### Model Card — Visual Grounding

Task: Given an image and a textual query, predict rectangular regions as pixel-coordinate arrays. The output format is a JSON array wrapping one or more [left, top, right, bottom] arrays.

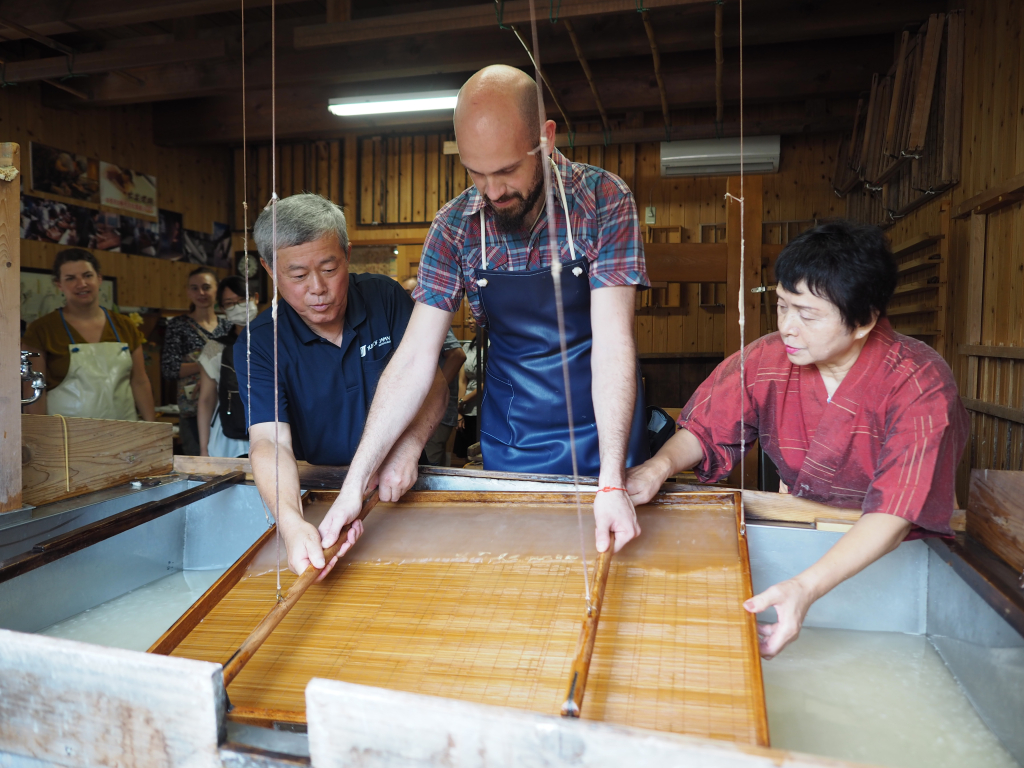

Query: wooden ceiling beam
[[294, 0, 708, 49], [150, 35, 872, 144], [0, 0, 306, 37], [2, 38, 226, 83]]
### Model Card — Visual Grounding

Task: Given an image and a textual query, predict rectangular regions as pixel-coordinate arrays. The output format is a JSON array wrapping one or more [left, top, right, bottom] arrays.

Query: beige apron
[[47, 308, 138, 421]]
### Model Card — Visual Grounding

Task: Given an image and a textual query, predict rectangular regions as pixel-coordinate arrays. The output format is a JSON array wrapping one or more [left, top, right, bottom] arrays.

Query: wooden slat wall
[[8, 84, 232, 311], [871, 0, 1024, 501]]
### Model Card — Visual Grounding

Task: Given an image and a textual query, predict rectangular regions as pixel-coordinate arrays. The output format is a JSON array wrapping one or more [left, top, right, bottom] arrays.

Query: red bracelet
[[595, 486, 628, 494]]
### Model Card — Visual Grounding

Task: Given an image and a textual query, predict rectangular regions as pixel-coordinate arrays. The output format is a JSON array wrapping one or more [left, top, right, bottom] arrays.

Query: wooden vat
[[152, 490, 768, 746]]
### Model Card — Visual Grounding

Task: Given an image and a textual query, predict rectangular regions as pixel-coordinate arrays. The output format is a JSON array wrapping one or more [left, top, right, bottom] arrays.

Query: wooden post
[[0, 143, 21, 514], [326, 0, 350, 24]]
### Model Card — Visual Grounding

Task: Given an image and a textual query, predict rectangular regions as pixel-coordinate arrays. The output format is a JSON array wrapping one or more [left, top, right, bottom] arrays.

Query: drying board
[[153, 490, 768, 746]]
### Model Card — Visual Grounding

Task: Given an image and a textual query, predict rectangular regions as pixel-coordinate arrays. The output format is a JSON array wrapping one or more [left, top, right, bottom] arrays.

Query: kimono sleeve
[[862, 362, 969, 534], [677, 344, 764, 482]]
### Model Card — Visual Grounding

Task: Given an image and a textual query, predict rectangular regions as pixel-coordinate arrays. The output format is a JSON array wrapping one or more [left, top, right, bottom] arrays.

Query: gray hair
[[253, 193, 348, 264]]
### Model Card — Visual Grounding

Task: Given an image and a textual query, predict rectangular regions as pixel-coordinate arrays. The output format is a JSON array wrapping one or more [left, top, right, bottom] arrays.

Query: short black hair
[[217, 275, 247, 306], [52, 248, 100, 281], [774, 220, 897, 330]]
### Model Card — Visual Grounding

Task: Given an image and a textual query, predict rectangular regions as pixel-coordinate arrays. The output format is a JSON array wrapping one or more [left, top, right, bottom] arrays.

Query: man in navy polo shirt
[[237, 193, 447, 578]]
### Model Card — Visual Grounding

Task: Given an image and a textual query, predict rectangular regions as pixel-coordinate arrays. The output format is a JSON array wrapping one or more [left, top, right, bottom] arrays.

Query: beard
[[485, 159, 545, 233]]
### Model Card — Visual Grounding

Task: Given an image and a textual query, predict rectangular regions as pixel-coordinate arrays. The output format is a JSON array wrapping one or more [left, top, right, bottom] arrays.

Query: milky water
[[764, 627, 1019, 768], [38, 569, 226, 652]]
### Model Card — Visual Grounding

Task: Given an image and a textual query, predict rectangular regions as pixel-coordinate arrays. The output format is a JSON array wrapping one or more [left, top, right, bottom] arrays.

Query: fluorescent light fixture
[[328, 90, 459, 117]]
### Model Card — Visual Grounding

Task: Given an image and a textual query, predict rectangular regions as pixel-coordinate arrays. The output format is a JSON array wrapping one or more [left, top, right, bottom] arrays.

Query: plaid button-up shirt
[[412, 149, 649, 326]]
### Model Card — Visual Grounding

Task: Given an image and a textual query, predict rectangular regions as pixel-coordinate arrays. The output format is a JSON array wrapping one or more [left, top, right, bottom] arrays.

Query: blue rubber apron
[[475, 161, 649, 475]]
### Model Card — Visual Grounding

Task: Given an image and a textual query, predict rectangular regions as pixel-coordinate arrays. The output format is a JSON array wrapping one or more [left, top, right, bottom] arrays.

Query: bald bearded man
[[319, 65, 650, 571]]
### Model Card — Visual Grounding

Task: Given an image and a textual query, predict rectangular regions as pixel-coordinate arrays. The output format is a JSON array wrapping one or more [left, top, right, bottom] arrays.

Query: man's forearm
[[591, 343, 634, 484], [346, 345, 438, 487], [250, 437, 304, 528], [390, 368, 449, 460]]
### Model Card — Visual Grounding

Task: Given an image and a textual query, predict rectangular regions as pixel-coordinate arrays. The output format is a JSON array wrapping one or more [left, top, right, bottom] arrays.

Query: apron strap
[[101, 307, 123, 343], [551, 157, 576, 262], [58, 309, 76, 345], [478, 155, 577, 271]]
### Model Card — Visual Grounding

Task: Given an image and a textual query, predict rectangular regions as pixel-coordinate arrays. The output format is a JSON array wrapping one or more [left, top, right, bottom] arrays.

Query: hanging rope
[[270, 0, 283, 599], [241, 0, 254, 465], [527, 0, 591, 613]]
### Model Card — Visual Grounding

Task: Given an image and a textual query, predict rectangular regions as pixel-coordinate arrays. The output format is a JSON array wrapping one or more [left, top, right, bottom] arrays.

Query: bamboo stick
[[560, 532, 614, 717], [562, 19, 610, 135], [640, 11, 670, 132], [221, 490, 380, 687]]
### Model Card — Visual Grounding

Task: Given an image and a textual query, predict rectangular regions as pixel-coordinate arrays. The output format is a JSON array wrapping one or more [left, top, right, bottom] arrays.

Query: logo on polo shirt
[[360, 335, 392, 357]]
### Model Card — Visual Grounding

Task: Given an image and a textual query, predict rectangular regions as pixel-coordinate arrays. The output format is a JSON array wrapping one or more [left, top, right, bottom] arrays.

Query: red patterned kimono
[[679, 319, 969, 534]]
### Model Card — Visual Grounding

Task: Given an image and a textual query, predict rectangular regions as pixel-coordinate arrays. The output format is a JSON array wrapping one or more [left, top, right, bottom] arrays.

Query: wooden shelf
[[893, 324, 939, 336], [959, 345, 1024, 360], [893, 278, 940, 296], [890, 232, 943, 257], [953, 170, 1024, 218], [887, 302, 938, 317], [897, 253, 943, 274]]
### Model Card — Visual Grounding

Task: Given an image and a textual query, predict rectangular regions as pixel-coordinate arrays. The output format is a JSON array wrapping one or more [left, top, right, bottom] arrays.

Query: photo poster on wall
[[120, 216, 161, 258], [20, 194, 121, 252], [158, 209, 184, 260], [20, 267, 117, 328], [29, 142, 100, 203], [179, 222, 233, 268], [99, 161, 157, 218]]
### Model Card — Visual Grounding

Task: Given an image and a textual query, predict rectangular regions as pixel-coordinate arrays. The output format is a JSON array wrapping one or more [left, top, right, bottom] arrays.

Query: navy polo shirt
[[234, 273, 414, 465]]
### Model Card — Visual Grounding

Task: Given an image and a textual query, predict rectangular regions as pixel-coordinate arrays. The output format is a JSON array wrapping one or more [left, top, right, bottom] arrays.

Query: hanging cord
[[55, 414, 70, 492], [271, 0, 283, 599], [241, 0, 255, 476], [527, 0, 591, 613], [737, 0, 746, 536]]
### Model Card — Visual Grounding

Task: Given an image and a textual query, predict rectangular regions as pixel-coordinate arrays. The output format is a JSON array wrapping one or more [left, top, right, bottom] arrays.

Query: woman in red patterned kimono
[[627, 220, 968, 659]]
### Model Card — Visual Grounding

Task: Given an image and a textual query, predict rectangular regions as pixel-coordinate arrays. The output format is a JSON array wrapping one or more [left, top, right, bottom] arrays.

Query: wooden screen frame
[[149, 489, 767, 744]]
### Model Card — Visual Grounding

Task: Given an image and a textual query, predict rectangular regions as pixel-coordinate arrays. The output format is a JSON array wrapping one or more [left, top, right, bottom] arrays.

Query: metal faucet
[[21, 351, 46, 405]]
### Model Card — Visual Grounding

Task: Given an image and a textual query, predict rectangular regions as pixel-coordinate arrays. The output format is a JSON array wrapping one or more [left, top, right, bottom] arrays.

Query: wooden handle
[[221, 490, 379, 687], [741, 489, 966, 532], [560, 532, 614, 717]]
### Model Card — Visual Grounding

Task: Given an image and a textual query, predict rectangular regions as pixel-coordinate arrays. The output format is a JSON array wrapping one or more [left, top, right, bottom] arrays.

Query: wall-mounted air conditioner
[[660, 135, 781, 177]]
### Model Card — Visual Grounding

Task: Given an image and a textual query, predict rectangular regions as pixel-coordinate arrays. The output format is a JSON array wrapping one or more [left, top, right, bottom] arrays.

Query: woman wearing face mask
[[22, 249, 156, 421], [161, 267, 232, 455], [197, 277, 259, 457]]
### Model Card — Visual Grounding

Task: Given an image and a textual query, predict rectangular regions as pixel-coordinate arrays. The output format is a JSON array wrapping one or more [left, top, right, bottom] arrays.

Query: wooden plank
[[893, 278, 940, 296], [0, 143, 20, 514], [329, 139, 342, 204], [307, 677, 863, 768], [295, 0, 704, 49], [725, 174, 762, 356], [890, 232, 942, 257], [941, 10, 964, 184], [965, 212, 987, 399], [962, 398, 1024, 426], [953, 170, 1024, 218], [0, 629, 224, 768], [0, 472, 244, 584], [22, 415, 173, 507], [960, 345, 1024, 360], [644, 242, 728, 283], [881, 32, 911, 161], [907, 14, 945, 152], [896, 253, 943, 275], [743, 489, 965, 532], [967, 469, 1024, 574], [3, 39, 226, 83], [886, 302, 938, 317]]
